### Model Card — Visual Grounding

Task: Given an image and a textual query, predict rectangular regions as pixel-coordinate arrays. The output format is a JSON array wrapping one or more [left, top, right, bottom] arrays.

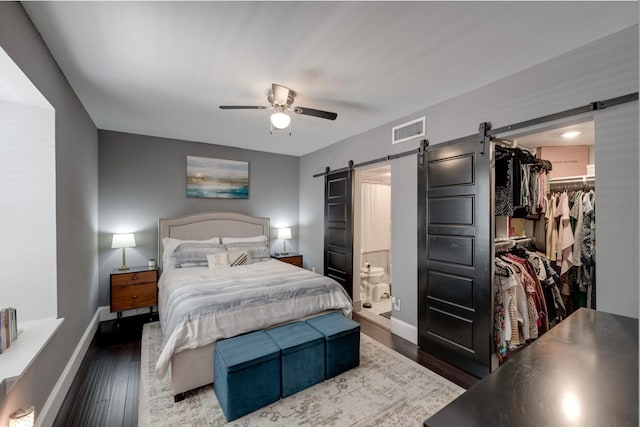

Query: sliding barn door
[[324, 170, 353, 298], [418, 135, 491, 377]]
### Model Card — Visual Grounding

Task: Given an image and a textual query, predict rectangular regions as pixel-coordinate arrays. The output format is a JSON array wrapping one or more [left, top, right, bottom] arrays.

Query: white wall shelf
[[0, 317, 64, 395]]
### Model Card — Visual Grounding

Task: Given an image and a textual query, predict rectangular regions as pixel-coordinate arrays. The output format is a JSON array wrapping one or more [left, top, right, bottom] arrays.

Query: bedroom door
[[324, 169, 354, 298], [417, 135, 492, 378]]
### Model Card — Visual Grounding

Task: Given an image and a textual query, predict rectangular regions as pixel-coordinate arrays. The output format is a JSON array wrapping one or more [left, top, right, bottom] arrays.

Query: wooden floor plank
[[123, 360, 140, 427]]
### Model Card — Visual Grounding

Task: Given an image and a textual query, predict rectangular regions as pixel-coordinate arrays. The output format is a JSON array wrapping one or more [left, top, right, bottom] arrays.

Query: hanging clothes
[[543, 185, 596, 315], [570, 190, 584, 266], [495, 147, 515, 216], [494, 145, 552, 217], [581, 190, 596, 308], [546, 193, 558, 261], [493, 247, 563, 362], [556, 191, 574, 274]]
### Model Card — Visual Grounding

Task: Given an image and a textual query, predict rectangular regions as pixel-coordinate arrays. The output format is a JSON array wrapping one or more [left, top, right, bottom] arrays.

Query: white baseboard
[[390, 317, 418, 344], [36, 306, 105, 427]]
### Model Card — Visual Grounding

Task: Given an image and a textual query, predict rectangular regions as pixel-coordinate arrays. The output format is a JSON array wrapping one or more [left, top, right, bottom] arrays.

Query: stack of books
[[0, 307, 18, 354]]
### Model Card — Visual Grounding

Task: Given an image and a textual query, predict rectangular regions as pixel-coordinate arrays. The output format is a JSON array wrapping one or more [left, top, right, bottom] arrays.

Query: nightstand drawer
[[111, 270, 156, 286], [111, 282, 156, 312], [277, 255, 302, 268]]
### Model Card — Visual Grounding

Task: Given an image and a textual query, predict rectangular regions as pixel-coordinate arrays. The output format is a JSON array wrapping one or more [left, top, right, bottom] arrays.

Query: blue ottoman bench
[[266, 321, 325, 397], [214, 330, 281, 421], [306, 313, 360, 379]]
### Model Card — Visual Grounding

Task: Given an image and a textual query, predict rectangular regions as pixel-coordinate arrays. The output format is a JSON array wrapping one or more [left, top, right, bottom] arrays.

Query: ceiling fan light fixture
[[270, 110, 291, 130]]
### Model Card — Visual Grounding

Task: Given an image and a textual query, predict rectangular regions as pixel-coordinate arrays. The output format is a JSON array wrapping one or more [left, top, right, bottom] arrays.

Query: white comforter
[[156, 259, 352, 378]]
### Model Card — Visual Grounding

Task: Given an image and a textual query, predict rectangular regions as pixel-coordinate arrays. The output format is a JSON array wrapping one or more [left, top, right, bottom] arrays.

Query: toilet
[[360, 266, 390, 302]]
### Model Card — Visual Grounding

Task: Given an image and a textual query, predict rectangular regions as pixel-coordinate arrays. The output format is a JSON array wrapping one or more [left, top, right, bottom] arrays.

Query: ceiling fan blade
[[219, 105, 267, 110], [293, 107, 337, 120]]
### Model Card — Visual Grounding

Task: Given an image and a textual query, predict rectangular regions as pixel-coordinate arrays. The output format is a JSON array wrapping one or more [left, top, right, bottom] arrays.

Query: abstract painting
[[186, 156, 249, 199]]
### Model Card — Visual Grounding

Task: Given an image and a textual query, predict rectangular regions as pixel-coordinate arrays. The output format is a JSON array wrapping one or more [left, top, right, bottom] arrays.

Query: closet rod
[[549, 182, 595, 192], [549, 175, 595, 184], [486, 92, 638, 137], [312, 147, 419, 178], [495, 237, 535, 253]]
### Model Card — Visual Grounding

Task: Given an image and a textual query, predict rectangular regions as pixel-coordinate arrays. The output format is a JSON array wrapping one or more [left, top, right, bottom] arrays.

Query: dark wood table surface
[[424, 308, 638, 427]]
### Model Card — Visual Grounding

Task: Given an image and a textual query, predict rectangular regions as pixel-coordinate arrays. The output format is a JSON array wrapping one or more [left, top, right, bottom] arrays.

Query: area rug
[[139, 322, 464, 426]]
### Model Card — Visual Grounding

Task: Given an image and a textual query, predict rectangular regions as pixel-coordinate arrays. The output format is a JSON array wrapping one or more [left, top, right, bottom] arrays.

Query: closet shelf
[[495, 237, 535, 252]]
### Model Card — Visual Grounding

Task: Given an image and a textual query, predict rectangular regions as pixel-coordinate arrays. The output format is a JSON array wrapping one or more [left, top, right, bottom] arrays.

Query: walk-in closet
[[417, 92, 635, 378], [493, 120, 596, 364]]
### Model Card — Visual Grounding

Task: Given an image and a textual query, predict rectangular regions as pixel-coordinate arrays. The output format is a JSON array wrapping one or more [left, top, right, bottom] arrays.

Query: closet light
[[561, 131, 581, 139]]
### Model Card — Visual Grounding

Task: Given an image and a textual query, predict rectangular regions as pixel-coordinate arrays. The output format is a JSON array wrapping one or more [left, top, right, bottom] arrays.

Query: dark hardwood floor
[[53, 314, 156, 427], [53, 312, 478, 426]]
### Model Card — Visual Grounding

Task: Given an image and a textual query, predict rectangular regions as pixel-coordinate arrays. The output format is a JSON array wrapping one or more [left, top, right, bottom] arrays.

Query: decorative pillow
[[224, 241, 270, 261], [162, 237, 220, 270], [228, 250, 251, 266], [221, 235, 268, 244], [174, 242, 226, 268], [207, 252, 229, 270]]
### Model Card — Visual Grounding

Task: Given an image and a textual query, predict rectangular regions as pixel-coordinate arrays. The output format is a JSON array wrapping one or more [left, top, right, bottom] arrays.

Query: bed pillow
[[207, 252, 229, 270], [221, 235, 268, 244], [224, 241, 270, 262], [174, 242, 227, 268], [228, 250, 251, 266], [162, 237, 220, 270]]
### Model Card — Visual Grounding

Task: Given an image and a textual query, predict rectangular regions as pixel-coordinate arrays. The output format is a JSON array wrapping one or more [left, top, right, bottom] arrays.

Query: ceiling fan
[[219, 83, 338, 135]]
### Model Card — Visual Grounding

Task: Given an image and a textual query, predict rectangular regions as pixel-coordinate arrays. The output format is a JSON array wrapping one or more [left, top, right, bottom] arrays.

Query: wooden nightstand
[[272, 253, 303, 268], [110, 266, 158, 318]]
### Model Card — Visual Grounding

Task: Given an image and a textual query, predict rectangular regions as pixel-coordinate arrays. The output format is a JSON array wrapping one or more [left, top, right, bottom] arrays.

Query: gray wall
[[0, 2, 99, 423], [98, 130, 300, 306], [299, 25, 639, 333], [594, 101, 639, 317]]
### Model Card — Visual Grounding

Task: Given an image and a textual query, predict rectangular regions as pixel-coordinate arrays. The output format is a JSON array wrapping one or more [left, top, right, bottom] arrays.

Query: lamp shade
[[111, 233, 136, 249], [270, 112, 291, 129], [9, 406, 35, 427], [277, 227, 292, 240]]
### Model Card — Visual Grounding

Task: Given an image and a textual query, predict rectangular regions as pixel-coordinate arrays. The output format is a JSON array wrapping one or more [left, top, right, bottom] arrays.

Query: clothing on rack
[[493, 247, 564, 362], [544, 187, 596, 314], [555, 191, 574, 275], [494, 145, 551, 217]]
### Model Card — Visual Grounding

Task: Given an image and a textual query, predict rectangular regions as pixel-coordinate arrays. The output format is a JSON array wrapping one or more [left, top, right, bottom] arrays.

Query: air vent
[[392, 116, 425, 144]]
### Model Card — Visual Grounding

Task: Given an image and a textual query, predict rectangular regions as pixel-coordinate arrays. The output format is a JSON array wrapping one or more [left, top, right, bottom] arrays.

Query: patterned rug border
[[139, 321, 464, 426]]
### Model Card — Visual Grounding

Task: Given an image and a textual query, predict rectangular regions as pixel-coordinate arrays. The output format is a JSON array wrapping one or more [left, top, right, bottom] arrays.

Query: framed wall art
[[186, 156, 249, 199]]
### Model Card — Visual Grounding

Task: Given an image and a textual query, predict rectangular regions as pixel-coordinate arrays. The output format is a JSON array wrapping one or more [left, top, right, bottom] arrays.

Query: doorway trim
[[352, 163, 393, 326]]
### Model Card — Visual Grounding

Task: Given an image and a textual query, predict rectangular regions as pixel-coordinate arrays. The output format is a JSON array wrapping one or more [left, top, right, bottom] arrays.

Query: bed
[[157, 211, 352, 400]]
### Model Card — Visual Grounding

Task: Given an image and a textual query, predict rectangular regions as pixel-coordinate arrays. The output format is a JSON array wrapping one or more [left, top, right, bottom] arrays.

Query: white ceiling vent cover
[[392, 116, 425, 144]]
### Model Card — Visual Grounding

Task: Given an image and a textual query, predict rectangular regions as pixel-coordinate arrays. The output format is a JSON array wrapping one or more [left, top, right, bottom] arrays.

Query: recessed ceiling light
[[562, 131, 581, 139]]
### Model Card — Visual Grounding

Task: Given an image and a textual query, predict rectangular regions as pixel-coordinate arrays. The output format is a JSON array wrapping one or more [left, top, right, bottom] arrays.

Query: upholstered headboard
[[158, 211, 270, 270]]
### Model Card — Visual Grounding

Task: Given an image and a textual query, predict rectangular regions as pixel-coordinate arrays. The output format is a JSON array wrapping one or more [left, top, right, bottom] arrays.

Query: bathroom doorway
[[353, 164, 392, 329]]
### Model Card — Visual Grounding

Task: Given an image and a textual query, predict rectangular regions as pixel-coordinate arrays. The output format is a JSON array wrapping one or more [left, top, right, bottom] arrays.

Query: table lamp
[[112, 233, 136, 270], [277, 227, 292, 255]]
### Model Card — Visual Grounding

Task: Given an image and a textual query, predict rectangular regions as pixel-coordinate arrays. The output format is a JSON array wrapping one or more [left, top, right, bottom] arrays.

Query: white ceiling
[[22, 2, 638, 156]]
